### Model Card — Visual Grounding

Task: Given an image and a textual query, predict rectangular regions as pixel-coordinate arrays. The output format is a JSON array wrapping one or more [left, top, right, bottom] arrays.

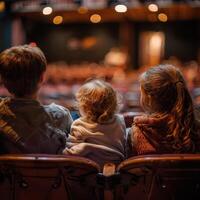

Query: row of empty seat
[[0, 154, 200, 200]]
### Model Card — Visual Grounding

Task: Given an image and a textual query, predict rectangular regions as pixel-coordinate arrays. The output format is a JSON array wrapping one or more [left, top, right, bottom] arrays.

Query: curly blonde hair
[[140, 64, 197, 152], [76, 79, 117, 123]]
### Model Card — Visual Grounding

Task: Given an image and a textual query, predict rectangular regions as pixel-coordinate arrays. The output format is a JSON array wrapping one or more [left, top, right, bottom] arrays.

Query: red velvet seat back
[[116, 154, 200, 200], [0, 154, 100, 200]]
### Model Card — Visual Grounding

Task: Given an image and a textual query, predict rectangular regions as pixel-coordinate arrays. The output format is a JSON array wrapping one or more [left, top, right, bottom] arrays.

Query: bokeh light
[[42, 6, 53, 15], [78, 7, 88, 14], [115, 4, 127, 13], [53, 16, 63, 25], [158, 13, 168, 22], [148, 4, 158, 12], [90, 14, 101, 23]]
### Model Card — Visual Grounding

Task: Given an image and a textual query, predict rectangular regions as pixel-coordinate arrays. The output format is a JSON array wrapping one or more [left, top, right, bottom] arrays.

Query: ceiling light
[[53, 16, 63, 25], [148, 3, 158, 12], [42, 6, 53, 15], [90, 14, 101, 23], [158, 13, 168, 22], [78, 6, 88, 14], [115, 4, 127, 13]]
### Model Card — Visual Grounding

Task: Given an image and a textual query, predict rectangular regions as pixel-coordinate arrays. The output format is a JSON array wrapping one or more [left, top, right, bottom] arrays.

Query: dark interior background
[[24, 20, 120, 64], [23, 19, 200, 66], [133, 20, 200, 67]]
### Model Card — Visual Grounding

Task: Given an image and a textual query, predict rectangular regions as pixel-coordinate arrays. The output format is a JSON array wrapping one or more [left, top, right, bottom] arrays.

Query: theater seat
[[122, 112, 144, 128], [116, 154, 200, 200], [1, 154, 200, 200], [0, 154, 101, 200]]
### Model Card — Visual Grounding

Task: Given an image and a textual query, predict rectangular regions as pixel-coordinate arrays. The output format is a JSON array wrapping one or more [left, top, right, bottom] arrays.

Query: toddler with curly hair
[[63, 79, 126, 167]]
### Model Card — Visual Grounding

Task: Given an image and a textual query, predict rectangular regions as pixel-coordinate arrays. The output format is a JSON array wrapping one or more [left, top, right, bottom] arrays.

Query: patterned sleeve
[[44, 103, 73, 135]]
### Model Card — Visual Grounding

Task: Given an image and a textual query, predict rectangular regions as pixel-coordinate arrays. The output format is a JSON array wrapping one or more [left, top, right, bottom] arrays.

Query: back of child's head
[[139, 64, 197, 152], [0, 45, 47, 97], [76, 79, 117, 123], [139, 64, 193, 115]]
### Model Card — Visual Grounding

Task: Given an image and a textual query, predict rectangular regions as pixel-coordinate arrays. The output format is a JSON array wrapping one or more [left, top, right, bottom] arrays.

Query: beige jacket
[[63, 114, 126, 167]]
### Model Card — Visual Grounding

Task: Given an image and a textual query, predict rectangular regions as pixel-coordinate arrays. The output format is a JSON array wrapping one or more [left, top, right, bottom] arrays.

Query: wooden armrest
[[102, 163, 116, 200], [103, 163, 116, 177]]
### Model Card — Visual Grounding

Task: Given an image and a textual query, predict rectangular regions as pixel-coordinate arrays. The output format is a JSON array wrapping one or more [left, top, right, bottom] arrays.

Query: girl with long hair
[[129, 64, 200, 155]]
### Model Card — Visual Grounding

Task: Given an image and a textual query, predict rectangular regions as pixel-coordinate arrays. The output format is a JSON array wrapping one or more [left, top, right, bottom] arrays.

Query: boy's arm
[[60, 107, 73, 133], [44, 103, 73, 135]]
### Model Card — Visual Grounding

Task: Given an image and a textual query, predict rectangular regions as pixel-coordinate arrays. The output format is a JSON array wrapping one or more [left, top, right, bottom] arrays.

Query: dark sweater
[[0, 97, 73, 154]]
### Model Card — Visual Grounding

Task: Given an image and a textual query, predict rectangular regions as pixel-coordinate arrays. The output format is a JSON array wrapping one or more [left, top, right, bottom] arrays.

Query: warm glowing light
[[158, 13, 168, 22], [53, 16, 63, 25], [78, 6, 88, 14], [115, 4, 127, 13], [90, 14, 101, 23], [0, 1, 5, 12], [82, 37, 97, 49], [150, 34, 163, 56], [42, 6, 53, 15], [148, 4, 158, 12], [29, 42, 37, 47]]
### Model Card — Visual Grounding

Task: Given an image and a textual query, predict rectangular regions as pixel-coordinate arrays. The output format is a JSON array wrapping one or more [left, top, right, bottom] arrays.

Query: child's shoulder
[[71, 117, 88, 125], [43, 103, 70, 114], [43, 103, 71, 122], [115, 114, 125, 123]]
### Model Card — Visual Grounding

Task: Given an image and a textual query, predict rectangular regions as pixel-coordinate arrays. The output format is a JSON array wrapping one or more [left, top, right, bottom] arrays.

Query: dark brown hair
[[140, 64, 196, 152], [76, 79, 117, 123], [0, 45, 47, 97]]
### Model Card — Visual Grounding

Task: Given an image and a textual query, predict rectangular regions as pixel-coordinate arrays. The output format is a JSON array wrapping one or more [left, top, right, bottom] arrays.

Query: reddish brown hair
[[0, 45, 46, 97], [139, 64, 196, 152]]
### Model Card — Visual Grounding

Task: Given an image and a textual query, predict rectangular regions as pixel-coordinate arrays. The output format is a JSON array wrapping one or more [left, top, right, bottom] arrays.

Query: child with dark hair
[[129, 64, 200, 155], [63, 79, 126, 167], [0, 45, 73, 154]]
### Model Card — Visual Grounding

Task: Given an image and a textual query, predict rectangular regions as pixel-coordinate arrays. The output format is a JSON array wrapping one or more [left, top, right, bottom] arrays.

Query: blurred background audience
[[0, 0, 199, 116]]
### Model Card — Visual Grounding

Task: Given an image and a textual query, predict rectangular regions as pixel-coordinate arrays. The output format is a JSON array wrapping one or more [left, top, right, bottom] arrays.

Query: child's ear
[[39, 72, 45, 85]]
